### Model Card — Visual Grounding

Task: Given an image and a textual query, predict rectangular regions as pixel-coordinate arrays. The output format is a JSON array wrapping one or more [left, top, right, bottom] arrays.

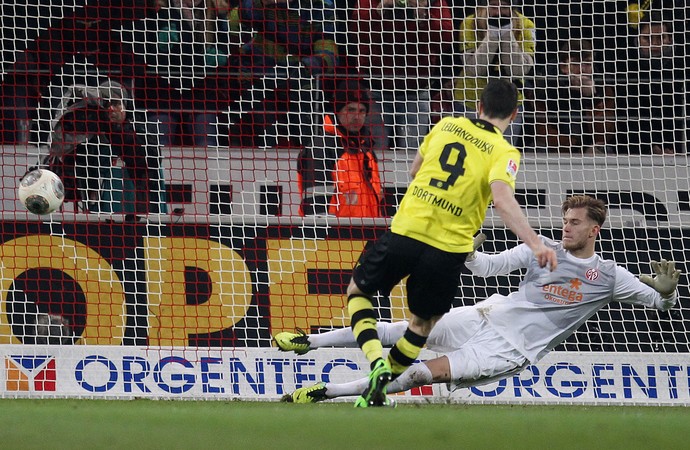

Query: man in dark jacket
[[616, 14, 686, 154], [297, 79, 383, 217]]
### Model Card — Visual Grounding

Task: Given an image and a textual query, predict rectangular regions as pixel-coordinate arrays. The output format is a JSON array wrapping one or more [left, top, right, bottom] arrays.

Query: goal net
[[0, 0, 688, 403]]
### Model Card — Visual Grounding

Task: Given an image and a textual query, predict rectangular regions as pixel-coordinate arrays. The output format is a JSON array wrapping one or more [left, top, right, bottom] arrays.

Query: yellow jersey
[[391, 116, 521, 253]]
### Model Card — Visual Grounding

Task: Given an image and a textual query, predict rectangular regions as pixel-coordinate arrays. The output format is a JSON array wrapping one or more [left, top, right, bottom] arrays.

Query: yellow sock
[[387, 328, 427, 379], [348, 295, 382, 363]]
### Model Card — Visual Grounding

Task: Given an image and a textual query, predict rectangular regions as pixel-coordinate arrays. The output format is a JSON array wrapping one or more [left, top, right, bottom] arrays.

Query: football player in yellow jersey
[[345, 78, 558, 407]]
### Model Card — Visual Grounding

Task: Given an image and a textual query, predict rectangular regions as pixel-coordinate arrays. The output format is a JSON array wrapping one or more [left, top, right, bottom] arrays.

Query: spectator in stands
[[533, 39, 616, 155], [223, 0, 339, 148], [453, 0, 535, 146], [297, 79, 383, 217], [47, 81, 164, 219], [615, 12, 686, 154], [140, 0, 229, 147], [351, 0, 454, 151]]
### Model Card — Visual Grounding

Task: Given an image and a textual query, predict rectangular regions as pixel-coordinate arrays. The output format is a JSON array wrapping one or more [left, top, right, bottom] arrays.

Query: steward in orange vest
[[297, 80, 383, 217]]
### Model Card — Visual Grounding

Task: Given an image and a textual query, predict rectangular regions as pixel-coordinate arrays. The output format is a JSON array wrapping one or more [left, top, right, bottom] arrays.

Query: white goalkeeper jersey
[[465, 236, 672, 363]]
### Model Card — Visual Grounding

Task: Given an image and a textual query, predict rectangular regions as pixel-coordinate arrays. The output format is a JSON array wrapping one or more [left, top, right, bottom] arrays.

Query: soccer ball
[[18, 168, 65, 215]]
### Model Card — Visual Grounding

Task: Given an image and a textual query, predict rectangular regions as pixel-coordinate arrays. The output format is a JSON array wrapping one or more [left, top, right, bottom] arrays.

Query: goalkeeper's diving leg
[[280, 357, 441, 403], [273, 321, 409, 354], [276, 321, 435, 404]]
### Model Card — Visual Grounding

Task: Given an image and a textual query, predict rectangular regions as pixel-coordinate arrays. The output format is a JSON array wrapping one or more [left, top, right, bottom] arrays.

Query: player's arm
[[409, 150, 423, 178], [491, 180, 557, 270], [466, 234, 535, 277], [613, 260, 681, 311]]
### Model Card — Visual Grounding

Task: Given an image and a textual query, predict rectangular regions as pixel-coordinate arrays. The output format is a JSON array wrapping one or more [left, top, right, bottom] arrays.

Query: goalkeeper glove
[[465, 233, 487, 262], [639, 259, 681, 299]]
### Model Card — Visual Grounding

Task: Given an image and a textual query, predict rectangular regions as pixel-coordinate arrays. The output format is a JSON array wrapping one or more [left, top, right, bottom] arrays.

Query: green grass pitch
[[1, 399, 689, 449]]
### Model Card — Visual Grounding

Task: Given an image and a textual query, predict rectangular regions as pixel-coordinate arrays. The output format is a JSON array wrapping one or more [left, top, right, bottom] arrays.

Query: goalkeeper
[[276, 195, 682, 403]]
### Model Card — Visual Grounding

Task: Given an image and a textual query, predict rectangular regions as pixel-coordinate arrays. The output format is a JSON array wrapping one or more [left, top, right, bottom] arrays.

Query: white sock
[[377, 321, 408, 346], [386, 363, 433, 394], [323, 362, 433, 399], [324, 377, 370, 399], [308, 321, 409, 349], [308, 327, 357, 348]]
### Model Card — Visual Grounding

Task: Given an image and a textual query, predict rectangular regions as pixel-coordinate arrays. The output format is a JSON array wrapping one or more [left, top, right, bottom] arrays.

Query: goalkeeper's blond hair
[[561, 195, 607, 226]]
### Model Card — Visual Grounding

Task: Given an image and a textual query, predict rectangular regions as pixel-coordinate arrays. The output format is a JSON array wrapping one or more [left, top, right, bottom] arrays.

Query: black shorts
[[352, 231, 468, 320]]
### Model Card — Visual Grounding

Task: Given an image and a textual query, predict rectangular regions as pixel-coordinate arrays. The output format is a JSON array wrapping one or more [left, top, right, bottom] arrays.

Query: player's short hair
[[561, 195, 607, 226], [479, 79, 518, 120]]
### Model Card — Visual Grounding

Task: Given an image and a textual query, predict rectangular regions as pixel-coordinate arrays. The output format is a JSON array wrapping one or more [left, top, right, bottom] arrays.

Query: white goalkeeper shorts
[[426, 306, 528, 389]]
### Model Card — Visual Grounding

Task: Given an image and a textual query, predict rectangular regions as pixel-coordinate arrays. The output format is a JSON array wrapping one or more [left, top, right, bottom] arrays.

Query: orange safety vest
[[298, 115, 383, 217]]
